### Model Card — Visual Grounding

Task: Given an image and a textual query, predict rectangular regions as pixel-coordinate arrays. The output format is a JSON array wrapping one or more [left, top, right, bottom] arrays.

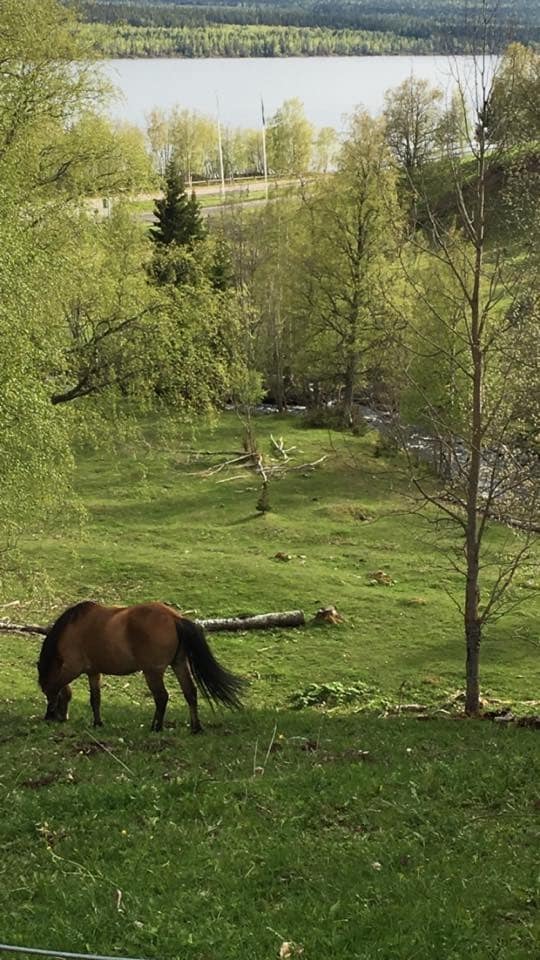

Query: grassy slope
[[416, 144, 540, 243], [1, 413, 539, 959]]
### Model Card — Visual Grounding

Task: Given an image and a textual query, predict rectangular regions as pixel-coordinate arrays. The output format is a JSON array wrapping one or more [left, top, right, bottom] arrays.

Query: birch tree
[[292, 111, 404, 423], [397, 24, 539, 714]]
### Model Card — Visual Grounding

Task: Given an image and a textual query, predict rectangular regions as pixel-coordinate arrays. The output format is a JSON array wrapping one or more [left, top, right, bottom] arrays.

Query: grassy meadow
[[1, 412, 538, 959]]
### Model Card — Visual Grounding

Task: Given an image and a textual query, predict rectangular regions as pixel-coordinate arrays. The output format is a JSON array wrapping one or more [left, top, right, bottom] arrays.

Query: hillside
[[6, 413, 539, 708], [1, 412, 539, 959]]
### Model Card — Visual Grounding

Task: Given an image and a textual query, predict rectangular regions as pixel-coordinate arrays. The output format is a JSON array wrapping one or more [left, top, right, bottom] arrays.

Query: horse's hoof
[[191, 725, 204, 735], [93, 721, 103, 727]]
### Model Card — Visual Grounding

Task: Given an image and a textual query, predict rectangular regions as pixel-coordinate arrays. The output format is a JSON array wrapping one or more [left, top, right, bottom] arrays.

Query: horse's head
[[37, 656, 66, 720], [37, 653, 59, 694], [36, 602, 91, 723], [43, 683, 71, 722]]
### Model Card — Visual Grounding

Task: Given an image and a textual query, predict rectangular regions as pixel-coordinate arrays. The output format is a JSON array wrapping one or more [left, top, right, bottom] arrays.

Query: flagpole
[[261, 97, 269, 200], [215, 93, 225, 200]]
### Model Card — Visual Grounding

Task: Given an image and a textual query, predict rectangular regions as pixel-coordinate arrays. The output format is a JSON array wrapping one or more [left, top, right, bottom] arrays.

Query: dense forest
[[70, 0, 540, 56]]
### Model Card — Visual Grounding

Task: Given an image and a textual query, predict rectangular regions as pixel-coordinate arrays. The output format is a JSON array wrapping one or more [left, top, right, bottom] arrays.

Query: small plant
[[289, 681, 381, 709], [373, 431, 400, 458], [301, 406, 343, 430]]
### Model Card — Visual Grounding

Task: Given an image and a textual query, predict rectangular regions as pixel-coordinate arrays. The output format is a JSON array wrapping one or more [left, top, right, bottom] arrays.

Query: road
[[140, 195, 272, 222]]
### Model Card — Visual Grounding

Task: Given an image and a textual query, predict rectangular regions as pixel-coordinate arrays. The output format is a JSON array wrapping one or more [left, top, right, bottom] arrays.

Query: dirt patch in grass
[[21, 772, 62, 789]]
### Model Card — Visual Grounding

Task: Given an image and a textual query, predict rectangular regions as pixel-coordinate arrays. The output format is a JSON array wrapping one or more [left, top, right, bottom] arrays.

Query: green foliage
[[57, 113, 158, 196], [489, 43, 540, 146], [267, 98, 314, 177], [290, 680, 382, 708], [0, 0, 105, 565], [383, 76, 443, 170], [287, 112, 405, 419], [0, 204, 78, 559], [399, 244, 472, 436], [51, 206, 167, 406], [0, 0, 260, 570], [0, 0, 107, 199]]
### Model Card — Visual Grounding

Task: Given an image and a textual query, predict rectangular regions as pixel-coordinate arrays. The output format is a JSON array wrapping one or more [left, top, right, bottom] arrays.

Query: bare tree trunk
[[465, 614, 481, 715], [463, 66, 487, 716], [342, 325, 358, 426], [342, 358, 356, 425], [272, 333, 286, 412], [464, 335, 483, 714]]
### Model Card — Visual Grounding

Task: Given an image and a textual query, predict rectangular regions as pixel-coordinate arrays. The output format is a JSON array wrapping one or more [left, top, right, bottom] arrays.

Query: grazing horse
[[37, 601, 245, 732]]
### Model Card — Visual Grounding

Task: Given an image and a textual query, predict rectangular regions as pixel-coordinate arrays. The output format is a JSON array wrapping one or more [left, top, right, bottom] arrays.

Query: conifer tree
[[151, 159, 205, 247]]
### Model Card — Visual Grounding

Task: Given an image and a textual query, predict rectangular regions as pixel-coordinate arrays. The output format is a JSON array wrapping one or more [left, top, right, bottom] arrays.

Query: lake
[[102, 55, 475, 131]]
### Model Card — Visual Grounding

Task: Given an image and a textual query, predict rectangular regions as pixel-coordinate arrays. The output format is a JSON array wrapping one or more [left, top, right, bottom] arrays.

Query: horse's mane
[[37, 601, 95, 690]]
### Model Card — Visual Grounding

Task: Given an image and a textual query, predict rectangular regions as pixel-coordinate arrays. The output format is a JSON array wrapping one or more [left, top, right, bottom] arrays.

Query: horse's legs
[[171, 659, 202, 734], [143, 670, 169, 732], [88, 673, 103, 727]]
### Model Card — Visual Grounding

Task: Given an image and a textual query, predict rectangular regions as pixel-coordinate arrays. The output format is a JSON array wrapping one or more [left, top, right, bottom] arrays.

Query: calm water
[[103, 56, 474, 130]]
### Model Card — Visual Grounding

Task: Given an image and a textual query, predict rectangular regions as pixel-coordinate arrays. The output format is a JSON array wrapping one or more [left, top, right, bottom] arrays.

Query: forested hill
[[69, 1, 540, 57]]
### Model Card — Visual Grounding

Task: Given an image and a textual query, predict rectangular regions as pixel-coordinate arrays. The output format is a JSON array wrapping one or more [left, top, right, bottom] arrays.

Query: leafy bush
[[289, 680, 381, 709]]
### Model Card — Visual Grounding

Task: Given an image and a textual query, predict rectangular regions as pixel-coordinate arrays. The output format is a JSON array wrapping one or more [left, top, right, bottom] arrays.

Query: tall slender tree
[[396, 26, 539, 715], [291, 112, 404, 424]]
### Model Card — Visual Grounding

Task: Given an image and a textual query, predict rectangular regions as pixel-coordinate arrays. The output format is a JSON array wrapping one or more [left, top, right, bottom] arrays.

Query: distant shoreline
[[99, 51, 471, 60]]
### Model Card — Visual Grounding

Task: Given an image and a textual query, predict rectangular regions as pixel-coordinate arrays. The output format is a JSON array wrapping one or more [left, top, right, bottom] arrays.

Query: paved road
[[140, 196, 272, 222], [136, 177, 297, 202]]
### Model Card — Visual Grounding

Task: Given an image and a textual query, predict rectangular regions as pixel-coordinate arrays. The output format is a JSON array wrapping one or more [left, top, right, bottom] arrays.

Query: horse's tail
[[174, 618, 246, 709], [37, 601, 95, 690]]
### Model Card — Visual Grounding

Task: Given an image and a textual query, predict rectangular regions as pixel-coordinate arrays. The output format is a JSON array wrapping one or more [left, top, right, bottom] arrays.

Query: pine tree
[[150, 159, 205, 247]]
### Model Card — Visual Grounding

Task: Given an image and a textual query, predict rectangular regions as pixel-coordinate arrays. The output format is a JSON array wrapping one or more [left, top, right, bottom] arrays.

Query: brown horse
[[37, 601, 245, 732]]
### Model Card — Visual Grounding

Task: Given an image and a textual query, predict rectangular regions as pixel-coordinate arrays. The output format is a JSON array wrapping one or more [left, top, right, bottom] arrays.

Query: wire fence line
[[0, 945, 150, 960]]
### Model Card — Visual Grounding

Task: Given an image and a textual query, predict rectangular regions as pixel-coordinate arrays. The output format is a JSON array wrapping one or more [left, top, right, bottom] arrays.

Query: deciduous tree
[[292, 112, 405, 423], [267, 98, 313, 177], [383, 76, 443, 170], [398, 37, 539, 715]]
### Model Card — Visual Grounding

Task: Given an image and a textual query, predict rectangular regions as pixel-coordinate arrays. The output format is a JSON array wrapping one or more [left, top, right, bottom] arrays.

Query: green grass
[[1, 413, 539, 959], [417, 143, 540, 244]]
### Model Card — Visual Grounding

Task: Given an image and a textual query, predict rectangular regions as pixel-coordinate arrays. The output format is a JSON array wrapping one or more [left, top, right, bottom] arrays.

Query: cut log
[[201, 610, 305, 632], [0, 609, 306, 638]]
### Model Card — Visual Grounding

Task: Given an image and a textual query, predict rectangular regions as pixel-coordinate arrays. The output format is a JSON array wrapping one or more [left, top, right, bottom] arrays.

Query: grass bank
[[1, 413, 538, 959]]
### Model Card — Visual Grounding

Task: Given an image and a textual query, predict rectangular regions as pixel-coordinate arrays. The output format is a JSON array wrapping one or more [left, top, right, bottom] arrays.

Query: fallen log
[[203, 610, 305, 632], [0, 609, 306, 638]]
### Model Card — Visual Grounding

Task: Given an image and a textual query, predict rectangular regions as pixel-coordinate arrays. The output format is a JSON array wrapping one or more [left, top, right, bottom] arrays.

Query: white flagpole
[[215, 93, 225, 199], [261, 97, 269, 200]]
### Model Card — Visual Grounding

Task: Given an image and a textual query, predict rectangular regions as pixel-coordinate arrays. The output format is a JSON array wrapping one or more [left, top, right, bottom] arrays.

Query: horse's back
[[104, 602, 179, 673], [56, 600, 181, 677]]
